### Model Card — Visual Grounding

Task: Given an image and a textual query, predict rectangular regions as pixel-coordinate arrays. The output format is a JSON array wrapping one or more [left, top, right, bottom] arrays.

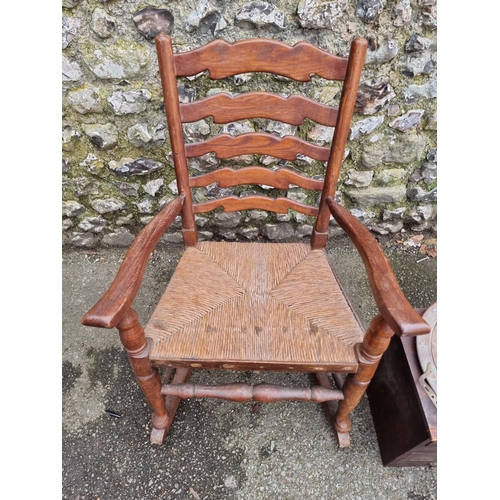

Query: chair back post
[[311, 37, 368, 250], [156, 34, 198, 247]]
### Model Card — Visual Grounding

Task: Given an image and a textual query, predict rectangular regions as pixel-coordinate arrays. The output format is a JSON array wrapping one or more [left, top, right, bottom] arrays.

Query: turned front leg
[[117, 309, 169, 441], [335, 315, 394, 436]]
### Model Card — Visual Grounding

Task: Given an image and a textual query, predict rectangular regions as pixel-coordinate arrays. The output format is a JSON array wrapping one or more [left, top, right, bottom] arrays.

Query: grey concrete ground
[[62, 235, 437, 500]]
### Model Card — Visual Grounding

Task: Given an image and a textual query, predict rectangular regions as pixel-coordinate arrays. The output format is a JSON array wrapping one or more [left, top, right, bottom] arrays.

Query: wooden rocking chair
[[82, 35, 430, 447]]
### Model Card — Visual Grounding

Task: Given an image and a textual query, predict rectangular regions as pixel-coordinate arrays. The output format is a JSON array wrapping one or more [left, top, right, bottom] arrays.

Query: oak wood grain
[[81, 195, 184, 329], [180, 92, 339, 126], [326, 197, 430, 336], [185, 133, 331, 161], [189, 166, 324, 191], [193, 195, 318, 216], [171, 37, 349, 81], [312, 37, 368, 248]]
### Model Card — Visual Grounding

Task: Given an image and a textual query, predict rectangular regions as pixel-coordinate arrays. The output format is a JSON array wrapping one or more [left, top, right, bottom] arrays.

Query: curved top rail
[[172, 38, 349, 81]]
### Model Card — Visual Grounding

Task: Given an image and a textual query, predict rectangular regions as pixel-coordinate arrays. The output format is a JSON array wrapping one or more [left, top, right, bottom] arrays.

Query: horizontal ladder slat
[[161, 382, 344, 403], [174, 39, 348, 81], [180, 92, 338, 126], [189, 167, 324, 190], [185, 133, 331, 162], [192, 195, 318, 216]]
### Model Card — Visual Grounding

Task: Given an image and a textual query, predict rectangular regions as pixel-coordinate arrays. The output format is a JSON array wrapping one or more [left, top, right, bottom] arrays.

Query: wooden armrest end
[[81, 195, 185, 329], [326, 197, 430, 337]]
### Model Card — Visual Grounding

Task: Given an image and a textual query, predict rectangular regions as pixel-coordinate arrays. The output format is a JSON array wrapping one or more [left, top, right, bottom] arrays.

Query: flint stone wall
[[62, 0, 437, 248]]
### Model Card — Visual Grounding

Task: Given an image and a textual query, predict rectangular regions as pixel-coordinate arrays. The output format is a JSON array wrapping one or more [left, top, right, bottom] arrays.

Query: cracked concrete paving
[[62, 235, 437, 500]]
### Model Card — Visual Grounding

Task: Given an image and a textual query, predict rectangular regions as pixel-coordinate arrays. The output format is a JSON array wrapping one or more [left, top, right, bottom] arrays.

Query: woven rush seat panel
[[145, 242, 364, 372]]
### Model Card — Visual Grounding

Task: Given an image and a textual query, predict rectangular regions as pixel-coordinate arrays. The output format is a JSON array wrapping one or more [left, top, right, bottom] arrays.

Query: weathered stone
[[78, 216, 107, 233], [287, 190, 308, 203], [62, 219, 73, 231], [74, 177, 101, 197], [237, 226, 261, 240], [116, 214, 134, 226], [109, 158, 164, 177], [82, 123, 118, 150], [235, 1, 285, 30], [346, 185, 407, 207], [62, 126, 80, 152], [297, 0, 348, 29], [349, 116, 384, 140], [107, 89, 152, 115], [62, 159, 70, 173], [360, 132, 427, 168], [82, 40, 149, 79], [161, 232, 184, 244], [266, 121, 297, 137], [407, 186, 437, 202], [195, 215, 209, 227], [410, 162, 436, 185], [222, 121, 255, 136], [248, 210, 268, 221], [184, 120, 211, 142], [389, 110, 424, 131], [387, 104, 400, 116], [71, 232, 98, 248], [294, 155, 316, 168], [264, 223, 294, 240], [355, 0, 384, 23], [406, 35, 430, 54], [62, 56, 83, 82], [365, 39, 398, 65], [345, 169, 373, 188], [350, 208, 375, 224], [383, 207, 406, 220], [187, 153, 220, 172], [213, 211, 240, 229], [91, 8, 116, 38], [313, 87, 338, 106], [374, 168, 407, 186], [127, 123, 153, 147], [135, 199, 154, 214], [168, 180, 178, 195], [421, 12, 437, 30], [391, 0, 412, 27], [369, 220, 404, 234], [402, 36, 436, 78], [91, 198, 126, 214], [63, 200, 85, 217], [133, 6, 174, 38], [62, 0, 81, 8], [425, 112, 437, 130], [110, 180, 140, 197], [185, 1, 228, 35], [178, 84, 196, 104], [79, 154, 106, 176], [427, 149, 437, 163], [102, 228, 135, 247], [140, 216, 154, 225], [143, 179, 164, 196], [307, 124, 334, 145], [234, 73, 253, 85], [403, 77, 437, 102], [296, 224, 313, 238], [417, 204, 434, 220], [198, 231, 214, 241], [356, 78, 396, 115], [67, 84, 104, 114], [62, 15, 82, 49]]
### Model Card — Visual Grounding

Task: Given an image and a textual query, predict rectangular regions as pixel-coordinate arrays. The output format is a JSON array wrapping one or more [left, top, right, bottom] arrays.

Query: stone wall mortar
[[62, 0, 437, 248]]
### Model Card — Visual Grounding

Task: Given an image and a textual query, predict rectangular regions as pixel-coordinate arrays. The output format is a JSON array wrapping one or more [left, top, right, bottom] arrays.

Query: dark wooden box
[[367, 335, 437, 467]]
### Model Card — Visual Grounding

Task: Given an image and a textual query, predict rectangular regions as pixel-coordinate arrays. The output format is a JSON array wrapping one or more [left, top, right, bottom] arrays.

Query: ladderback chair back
[[82, 35, 431, 450], [155, 34, 368, 249]]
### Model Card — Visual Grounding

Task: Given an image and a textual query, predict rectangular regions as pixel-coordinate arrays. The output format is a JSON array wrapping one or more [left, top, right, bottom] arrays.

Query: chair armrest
[[81, 194, 185, 329], [326, 197, 430, 337]]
